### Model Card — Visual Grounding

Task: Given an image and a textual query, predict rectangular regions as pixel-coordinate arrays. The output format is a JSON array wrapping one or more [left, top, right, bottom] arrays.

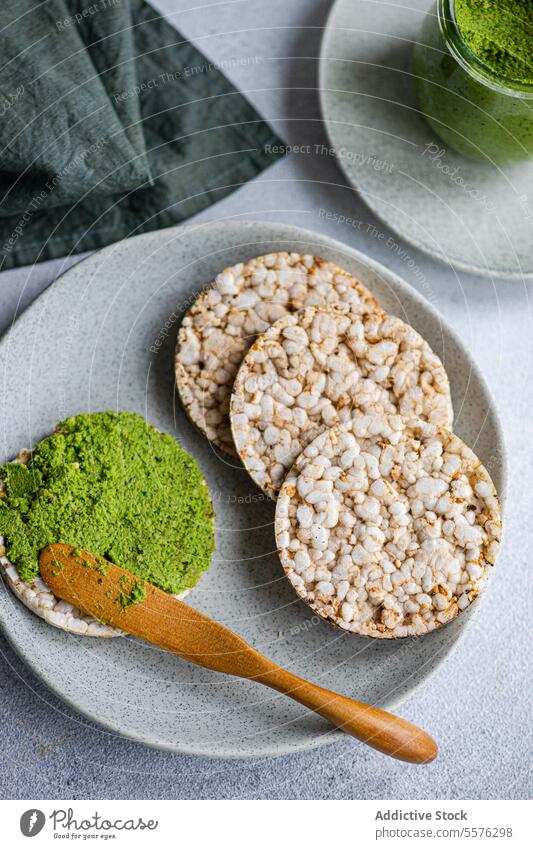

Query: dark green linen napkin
[[0, 0, 283, 269]]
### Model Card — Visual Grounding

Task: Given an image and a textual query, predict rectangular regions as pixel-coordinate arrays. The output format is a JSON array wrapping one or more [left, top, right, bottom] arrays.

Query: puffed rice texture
[[176, 252, 380, 454], [275, 414, 501, 638], [231, 305, 453, 498]]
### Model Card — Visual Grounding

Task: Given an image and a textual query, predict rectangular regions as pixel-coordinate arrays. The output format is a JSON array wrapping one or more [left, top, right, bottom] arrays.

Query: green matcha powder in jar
[[414, 0, 533, 163]]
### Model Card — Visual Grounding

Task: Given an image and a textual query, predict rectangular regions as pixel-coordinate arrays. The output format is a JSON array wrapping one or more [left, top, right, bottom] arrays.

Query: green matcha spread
[[455, 0, 533, 84], [0, 412, 215, 595], [116, 579, 147, 609]]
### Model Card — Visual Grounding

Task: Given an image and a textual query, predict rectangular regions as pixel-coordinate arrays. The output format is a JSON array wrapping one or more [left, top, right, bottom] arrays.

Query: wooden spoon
[[40, 543, 437, 764]]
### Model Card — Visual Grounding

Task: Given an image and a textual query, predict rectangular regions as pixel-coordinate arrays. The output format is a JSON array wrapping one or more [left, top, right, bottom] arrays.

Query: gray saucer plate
[[0, 219, 505, 758], [319, 0, 533, 278]]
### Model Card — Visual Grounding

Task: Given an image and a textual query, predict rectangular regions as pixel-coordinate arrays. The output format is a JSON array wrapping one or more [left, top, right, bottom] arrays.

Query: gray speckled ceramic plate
[[319, 0, 533, 278], [0, 219, 505, 758]]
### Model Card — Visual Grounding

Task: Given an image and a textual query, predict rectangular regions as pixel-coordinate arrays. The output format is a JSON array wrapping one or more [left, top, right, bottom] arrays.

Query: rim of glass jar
[[439, 0, 533, 99]]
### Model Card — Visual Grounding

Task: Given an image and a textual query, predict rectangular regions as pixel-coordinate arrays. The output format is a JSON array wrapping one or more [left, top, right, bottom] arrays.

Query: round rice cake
[[230, 306, 454, 499], [275, 414, 502, 639], [175, 252, 380, 455]]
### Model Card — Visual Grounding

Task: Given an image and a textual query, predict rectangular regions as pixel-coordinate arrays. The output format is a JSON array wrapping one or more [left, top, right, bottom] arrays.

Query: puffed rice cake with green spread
[[0, 449, 121, 636], [0, 412, 214, 636]]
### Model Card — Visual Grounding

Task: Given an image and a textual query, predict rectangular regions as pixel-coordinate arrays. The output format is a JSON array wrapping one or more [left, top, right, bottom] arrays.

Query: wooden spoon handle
[[253, 663, 437, 764], [40, 544, 437, 763]]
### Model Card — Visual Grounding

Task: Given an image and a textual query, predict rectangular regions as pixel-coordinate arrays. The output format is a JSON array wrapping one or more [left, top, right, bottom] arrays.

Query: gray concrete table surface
[[0, 0, 531, 800]]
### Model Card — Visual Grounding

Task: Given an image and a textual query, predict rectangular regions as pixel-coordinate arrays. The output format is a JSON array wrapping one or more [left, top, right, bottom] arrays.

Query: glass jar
[[414, 0, 533, 163]]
